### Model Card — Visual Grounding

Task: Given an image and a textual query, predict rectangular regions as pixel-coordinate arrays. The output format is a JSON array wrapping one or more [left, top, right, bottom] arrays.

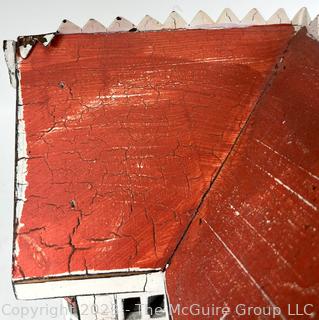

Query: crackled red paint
[[14, 26, 294, 280], [166, 29, 319, 319]]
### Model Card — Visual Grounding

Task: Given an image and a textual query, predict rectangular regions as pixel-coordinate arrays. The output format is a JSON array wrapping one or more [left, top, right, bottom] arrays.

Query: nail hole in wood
[[70, 200, 76, 209]]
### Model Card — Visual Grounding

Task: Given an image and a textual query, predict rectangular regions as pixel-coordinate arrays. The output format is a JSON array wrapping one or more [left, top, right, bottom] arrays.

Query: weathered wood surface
[[166, 29, 319, 319], [13, 26, 293, 281]]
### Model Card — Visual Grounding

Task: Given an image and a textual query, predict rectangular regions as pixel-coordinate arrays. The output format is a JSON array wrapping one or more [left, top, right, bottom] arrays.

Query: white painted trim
[[77, 295, 116, 320], [76, 272, 168, 320], [14, 62, 28, 261], [42, 33, 56, 46], [163, 11, 187, 29], [267, 8, 290, 25], [292, 7, 311, 30], [15, 271, 164, 300], [5, 8, 318, 64], [13, 267, 161, 282], [19, 44, 33, 59], [108, 17, 135, 32], [242, 8, 266, 25], [3, 40, 17, 88], [308, 15, 319, 40], [58, 20, 82, 34], [137, 15, 163, 31], [190, 10, 214, 27], [82, 19, 107, 33], [217, 8, 240, 24]]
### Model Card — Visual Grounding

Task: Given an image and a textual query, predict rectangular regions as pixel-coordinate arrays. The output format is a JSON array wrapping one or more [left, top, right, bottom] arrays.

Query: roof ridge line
[[163, 28, 298, 270], [3, 7, 318, 61]]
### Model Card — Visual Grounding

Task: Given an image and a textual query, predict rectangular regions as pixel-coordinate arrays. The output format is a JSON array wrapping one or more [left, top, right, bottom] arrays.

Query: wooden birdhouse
[[3, 7, 319, 320]]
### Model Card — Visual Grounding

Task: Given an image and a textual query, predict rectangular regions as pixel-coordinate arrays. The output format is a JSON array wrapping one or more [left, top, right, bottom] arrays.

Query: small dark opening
[[148, 295, 166, 318], [123, 297, 141, 320], [70, 199, 76, 208]]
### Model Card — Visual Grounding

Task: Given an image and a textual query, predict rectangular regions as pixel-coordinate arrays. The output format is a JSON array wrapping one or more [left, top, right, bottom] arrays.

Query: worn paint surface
[[166, 29, 319, 319], [13, 26, 294, 281]]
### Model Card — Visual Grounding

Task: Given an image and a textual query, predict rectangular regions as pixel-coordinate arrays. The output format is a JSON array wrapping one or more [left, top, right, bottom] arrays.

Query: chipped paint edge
[[17, 33, 57, 59], [13, 267, 162, 283], [3, 40, 17, 88], [12, 57, 29, 276], [307, 15, 319, 40], [292, 7, 311, 31], [5, 8, 319, 63], [242, 8, 266, 25], [15, 270, 164, 300], [163, 270, 173, 319], [76, 272, 169, 320], [107, 16, 136, 32]]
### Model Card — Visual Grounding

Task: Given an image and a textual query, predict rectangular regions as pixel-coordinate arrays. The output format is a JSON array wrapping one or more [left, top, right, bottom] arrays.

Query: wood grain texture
[[13, 26, 294, 281], [166, 29, 319, 319]]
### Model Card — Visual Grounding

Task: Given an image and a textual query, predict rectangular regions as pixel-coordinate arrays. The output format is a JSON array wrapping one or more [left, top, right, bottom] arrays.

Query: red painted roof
[[166, 29, 319, 319], [14, 26, 295, 281]]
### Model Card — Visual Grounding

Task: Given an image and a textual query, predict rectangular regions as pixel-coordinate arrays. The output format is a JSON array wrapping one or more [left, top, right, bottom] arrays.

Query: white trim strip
[[15, 272, 165, 300], [108, 17, 135, 32], [3, 40, 17, 88], [58, 20, 82, 34], [308, 15, 319, 40], [8, 7, 319, 63], [82, 19, 107, 33], [267, 8, 290, 25]]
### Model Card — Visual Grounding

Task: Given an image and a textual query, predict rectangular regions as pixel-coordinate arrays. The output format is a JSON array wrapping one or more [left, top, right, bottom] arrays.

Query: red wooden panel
[[166, 29, 319, 319], [14, 26, 293, 280]]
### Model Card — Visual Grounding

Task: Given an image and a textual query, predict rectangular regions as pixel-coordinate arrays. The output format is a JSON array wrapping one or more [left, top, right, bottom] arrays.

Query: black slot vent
[[123, 297, 141, 320], [148, 295, 166, 318]]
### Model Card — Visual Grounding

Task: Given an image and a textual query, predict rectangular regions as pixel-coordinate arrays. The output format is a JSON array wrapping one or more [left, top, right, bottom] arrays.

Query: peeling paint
[[15, 67, 28, 216], [166, 29, 319, 319], [12, 26, 295, 288], [17, 34, 56, 59], [3, 40, 17, 88], [15, 270, 164, 300]]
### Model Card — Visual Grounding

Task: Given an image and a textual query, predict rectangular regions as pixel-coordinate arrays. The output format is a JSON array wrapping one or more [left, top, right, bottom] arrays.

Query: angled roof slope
[[12, 25, 294, 283], [166, 29, 319, 319]]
